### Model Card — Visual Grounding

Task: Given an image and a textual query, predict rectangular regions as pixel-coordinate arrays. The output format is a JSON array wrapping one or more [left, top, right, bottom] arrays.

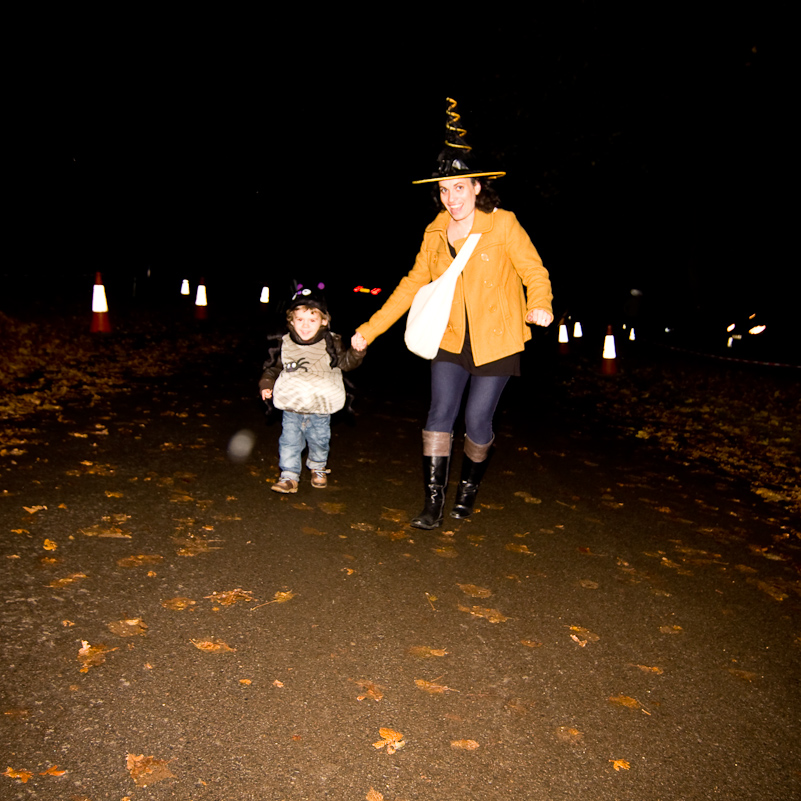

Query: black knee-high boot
[[410, 430, 452, 530], [450, 436, 494, 519]]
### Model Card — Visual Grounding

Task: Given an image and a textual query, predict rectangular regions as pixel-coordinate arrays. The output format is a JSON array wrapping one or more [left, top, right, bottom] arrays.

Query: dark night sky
[[17, 8, 787, 335]]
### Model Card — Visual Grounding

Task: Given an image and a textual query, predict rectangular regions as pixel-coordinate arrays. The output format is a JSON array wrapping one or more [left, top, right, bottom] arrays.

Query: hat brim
[[412, 170, 506, 185]]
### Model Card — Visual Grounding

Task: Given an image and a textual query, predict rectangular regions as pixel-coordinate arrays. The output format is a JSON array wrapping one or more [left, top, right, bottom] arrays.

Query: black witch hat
[[412, 97, 506, 185]]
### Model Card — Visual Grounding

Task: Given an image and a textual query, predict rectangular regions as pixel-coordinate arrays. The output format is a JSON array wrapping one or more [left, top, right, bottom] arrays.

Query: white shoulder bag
[[404, 232, 481, 359]]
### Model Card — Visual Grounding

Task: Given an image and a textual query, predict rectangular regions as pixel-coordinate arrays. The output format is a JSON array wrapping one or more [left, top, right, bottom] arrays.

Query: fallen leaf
[[450, 739, 480, 750], [433, 546, 458, 558], [43, 539, 57, 551], [3, 766, 33, 783], [302, 526, 327, 536], [23, 505, 47, 514], [272, 680, 284, 687], [555, 726, 584, 744], [204, 588, 257, 606], [366, 789, 384, 801], [610, 759, 631, 771], [726, 668, 759, 682], [505, 543, 535, 554], [520, 640, 543, 648], [380, 508, 407, 523], [126, 753, 175, 787], [630, 663, 663, 674], [108, 618, 148, 637], [372, 728, 405, 754], [239, 679, 252, 685], [659, 625, 683, 635], [747, 578, 789, 602], [609, 694, 651, 715], [351, 522, 375, 531], [513, 491, 542, 504], [80, 523, 132, 538], [458, 604, 510, 623], [319, 502, 345, 515], [354, 680, 385, 702], [251, 590, 295, 610], [408, 646, 449, 658], [568, 625, 599, 646], [78, 640, 119, 672], [39, 765, 67, 776], [161, 597, 196, 611], [117, 554, 163, 568], [415, 678, 459, 694], [190, 638, 236, 653], [457, 583, 492, 598], [579, 579, 599, 589], [49, 572, 88, 588]]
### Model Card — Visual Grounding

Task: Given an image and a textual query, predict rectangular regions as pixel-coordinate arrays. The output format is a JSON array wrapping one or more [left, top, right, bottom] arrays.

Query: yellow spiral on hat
[[445, 97, 471, 151]]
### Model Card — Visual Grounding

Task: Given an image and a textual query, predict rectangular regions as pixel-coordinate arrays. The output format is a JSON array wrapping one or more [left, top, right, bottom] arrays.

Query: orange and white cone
[[558, 320, 570, 355], [195, 277, 208, 320], [601, 325, 617, 375], [90, 272, 111, 333]]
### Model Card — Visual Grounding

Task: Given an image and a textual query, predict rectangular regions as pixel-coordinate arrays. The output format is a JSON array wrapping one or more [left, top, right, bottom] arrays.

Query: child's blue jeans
[[278, 411, 331, 480]]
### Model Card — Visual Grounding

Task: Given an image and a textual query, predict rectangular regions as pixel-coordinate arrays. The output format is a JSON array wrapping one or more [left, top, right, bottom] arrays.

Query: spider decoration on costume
[[284, 357, 310, 373]]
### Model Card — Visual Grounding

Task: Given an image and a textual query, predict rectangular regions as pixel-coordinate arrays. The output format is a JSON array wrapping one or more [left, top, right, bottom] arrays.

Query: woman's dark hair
[[429, 178, 501, 212]]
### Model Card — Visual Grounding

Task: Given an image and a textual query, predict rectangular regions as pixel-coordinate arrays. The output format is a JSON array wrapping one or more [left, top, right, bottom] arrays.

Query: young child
[[260, 288, 366, 493]]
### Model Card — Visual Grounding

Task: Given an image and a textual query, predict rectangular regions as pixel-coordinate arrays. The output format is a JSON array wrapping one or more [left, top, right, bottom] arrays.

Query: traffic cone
[[573, 321, 583, 339], [601, 325, 617, 375], [90, 272, 111, 333], [180, 279, 190, 296], [558, 320, 570, 355], [195, 278, 208, 320]]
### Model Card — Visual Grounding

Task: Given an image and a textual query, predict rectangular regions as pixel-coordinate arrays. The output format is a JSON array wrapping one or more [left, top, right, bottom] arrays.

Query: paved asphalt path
[[2, 334, 799, 800]]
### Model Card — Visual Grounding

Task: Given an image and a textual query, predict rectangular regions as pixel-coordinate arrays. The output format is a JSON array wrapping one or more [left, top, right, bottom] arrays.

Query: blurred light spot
[[228, 430, 256, 463]]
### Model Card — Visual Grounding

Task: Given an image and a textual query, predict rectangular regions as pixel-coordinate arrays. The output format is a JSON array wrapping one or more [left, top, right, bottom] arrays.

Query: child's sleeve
[[259, 339, 284, 392], [334, 334, 366, 372]]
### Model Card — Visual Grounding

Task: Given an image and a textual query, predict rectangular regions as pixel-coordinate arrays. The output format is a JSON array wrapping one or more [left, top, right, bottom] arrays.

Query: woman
[[351, 99, 553, 529]]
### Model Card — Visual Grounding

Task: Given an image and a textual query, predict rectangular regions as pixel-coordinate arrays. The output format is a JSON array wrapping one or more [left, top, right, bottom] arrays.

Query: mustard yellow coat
[[356, 208, 553, 367]]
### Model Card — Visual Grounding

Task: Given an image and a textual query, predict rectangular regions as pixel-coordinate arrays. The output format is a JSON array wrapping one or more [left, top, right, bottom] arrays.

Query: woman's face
[[439, 178, 481, 221]]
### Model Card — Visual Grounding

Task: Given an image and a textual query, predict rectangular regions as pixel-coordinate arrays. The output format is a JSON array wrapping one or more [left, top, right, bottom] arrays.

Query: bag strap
[[442, 233, 481, 279]]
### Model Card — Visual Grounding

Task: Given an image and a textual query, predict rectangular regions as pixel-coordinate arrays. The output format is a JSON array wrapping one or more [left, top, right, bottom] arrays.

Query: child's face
[[291, 307, 326, 342]]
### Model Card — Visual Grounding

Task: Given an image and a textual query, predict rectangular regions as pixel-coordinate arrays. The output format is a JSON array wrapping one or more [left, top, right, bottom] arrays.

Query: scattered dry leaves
[[568, 625, 600, 646], [49, 572, 88, 588], [126, 753, 175, 787], [555, 726, 584, 744], [3, 766, 33, 783], [458, 604, 509, 623], [39, 765, 67, 776], [354, 680, 385, 702], [456, 583, 492, 598], [190, 638, 236, 653], [408, 646, 448, 658], [450, 739, 480, 750], [161, 597, 196, 611], [108, 618, 148, 637], [78, 640, 118, 672], [251, 590, 295, 610], [415, 678, 459, 694], [204, 588, 257, 606], [609, 694, 651, 715], [372, 728, 405, 754], [117, 554, 163, 568]]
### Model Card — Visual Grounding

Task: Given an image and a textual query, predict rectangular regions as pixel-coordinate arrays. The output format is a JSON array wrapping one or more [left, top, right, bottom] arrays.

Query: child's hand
[[261, 389, 272, 400], [351, 332, 367, 351]]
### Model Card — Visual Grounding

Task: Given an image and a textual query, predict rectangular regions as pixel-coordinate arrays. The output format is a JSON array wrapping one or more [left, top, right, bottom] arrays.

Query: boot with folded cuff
[[450, 435, 494, 519], [410, 430, 452, 530]]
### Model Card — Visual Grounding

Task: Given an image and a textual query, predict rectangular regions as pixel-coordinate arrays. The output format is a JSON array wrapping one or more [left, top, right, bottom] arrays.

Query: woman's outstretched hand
[[526, 309, 554, 327], [351, 332, 368, 351]]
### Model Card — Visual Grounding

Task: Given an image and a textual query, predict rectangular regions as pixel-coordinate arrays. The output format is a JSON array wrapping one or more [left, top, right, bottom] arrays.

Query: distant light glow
[[260, 286, 270, 303], [573, 322, 583, 338], [196, 285, 207, 306], [180, 279, 190, 296], [727, 337, 734, 348], [603, 333, 617, 360], [370, 287, 382, 295], [748, 325, 766, 335], [727, 323, 736, 332], [629, 328, 636, 341], [558, 324, 569, 344]]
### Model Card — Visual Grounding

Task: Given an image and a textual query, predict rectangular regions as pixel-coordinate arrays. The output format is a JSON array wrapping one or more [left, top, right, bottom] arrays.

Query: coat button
[[493, 328, 502, 336], [489, 305, 497, 313], [484, 280, 494, 288], [481, 253, 489, 261]]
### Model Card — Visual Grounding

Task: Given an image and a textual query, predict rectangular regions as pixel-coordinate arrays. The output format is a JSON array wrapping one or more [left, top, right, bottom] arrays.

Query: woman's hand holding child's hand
[[351, 332, 367, 351], [261, 389, 272, 400]]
